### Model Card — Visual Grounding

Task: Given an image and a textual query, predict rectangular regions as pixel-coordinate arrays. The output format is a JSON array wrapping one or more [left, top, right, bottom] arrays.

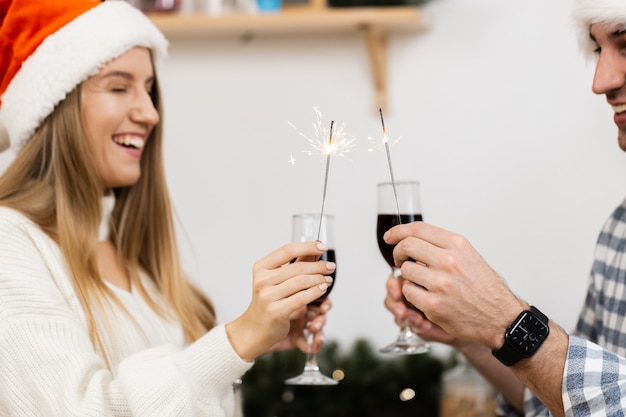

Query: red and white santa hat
[[572, 0, 626, 60], [0, 0, 168, 153]]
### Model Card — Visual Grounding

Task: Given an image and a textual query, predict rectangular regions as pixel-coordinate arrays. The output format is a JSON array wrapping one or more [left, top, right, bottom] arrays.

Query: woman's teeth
[[113, 136, 144, 150]]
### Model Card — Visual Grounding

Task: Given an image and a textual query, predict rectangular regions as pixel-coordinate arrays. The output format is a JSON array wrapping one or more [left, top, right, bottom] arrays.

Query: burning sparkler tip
[[292, 109, 356, 160]]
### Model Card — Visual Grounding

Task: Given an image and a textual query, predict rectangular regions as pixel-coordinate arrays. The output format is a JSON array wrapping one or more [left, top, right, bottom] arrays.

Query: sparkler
[[316, 120, 334, 239], [288, 106, 357, 239], [378, 108, 401, 223]]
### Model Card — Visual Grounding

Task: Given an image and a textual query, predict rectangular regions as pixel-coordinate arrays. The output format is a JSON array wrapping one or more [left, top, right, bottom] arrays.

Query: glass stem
[[303, 327, 320, 372], [398, 319, 416, 341], [393, 268, 419, 341]]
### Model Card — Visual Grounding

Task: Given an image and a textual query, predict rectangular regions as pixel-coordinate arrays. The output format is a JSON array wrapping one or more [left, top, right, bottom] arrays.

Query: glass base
[[285, 370, 338, 386], [379, 327, 430, 355], [379, 340, 430, 355]]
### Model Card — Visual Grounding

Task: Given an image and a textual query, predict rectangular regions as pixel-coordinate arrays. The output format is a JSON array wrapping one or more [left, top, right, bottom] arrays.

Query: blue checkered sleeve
[[497, 197, 626, 416], [563, 336, 626, 416], [497, 337, 626, 417]]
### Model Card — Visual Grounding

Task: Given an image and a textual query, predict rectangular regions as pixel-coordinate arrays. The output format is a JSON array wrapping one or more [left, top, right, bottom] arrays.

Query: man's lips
[[613, 104, 626, 127]]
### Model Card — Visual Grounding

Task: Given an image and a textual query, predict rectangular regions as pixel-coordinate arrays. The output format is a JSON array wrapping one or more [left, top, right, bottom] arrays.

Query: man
[[385, 1, 626, 416]]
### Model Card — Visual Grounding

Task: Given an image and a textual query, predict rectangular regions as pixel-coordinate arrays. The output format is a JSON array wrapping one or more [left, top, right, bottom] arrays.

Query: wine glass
[[285, 213, 338, 386], [376, 180, 430, 355]]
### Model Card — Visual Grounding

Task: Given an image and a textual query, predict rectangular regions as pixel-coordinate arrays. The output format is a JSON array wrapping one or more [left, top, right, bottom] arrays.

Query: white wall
[[5, 0, 620, 357]]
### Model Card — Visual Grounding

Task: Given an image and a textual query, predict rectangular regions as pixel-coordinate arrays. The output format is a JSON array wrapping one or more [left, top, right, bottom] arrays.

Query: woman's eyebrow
[[100, 70, 133, 80], [98, 71, 155, 84]]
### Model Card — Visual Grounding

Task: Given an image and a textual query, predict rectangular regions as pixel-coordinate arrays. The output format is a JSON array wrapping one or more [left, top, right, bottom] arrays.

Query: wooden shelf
[[148, 7, 426, 111], [148, 7, 423, 38]]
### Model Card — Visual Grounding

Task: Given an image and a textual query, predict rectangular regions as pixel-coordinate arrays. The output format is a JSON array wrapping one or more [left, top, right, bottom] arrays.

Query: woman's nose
[[130, 90, 159, 126]]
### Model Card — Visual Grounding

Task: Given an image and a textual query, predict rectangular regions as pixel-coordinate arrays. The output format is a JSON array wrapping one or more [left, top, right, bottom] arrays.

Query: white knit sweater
[[0, 205, 253, 416]]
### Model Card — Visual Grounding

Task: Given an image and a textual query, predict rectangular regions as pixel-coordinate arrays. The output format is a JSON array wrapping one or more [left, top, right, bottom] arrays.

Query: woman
[[0, 1, 334, 415]]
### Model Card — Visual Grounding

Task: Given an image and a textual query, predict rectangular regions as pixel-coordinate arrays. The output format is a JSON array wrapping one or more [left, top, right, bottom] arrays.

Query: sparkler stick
[[289, 107, 356, 241], [317, 120, 334, 240], [379, 108, 401, 223]]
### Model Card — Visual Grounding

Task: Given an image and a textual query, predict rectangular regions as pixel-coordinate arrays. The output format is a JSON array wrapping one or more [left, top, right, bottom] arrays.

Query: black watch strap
[[492, 306, 548, 367], [493, 334, 525, 367], [529, 306, 548, 323]]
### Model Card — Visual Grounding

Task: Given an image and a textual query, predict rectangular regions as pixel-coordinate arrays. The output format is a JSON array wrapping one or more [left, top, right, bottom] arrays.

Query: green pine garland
[[242, 339, 446, 417]]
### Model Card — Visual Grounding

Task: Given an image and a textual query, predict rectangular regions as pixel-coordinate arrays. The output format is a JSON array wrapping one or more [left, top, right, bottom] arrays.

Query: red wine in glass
[[309, 249, 336, 306], [377, 180, 429, 355], [376, 214, 423, 269], [377, 214, 424, 312]]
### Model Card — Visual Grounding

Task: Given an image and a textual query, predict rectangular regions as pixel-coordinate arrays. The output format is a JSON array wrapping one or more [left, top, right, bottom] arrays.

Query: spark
[[288, 106, 356, 164], [367, 114, 402, 152], [367, 134, 402, 151]]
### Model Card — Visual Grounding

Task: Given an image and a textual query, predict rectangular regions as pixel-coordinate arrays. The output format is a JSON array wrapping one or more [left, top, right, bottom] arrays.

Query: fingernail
[[312, 321, 322, 331], [325, 276, 334, 283], [317, 242, 328, 251], [326, 262, 336, 270], [319, 283, 329, 291], [383, 231, 390, 241]]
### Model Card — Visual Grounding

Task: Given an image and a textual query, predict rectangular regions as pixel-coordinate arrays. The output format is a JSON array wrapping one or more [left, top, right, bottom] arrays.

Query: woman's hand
[[226, 241, 335, 361], [268, 297, 332, 354]]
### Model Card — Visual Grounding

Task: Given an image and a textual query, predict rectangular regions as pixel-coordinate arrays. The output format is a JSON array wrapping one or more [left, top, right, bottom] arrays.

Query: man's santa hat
[[0, 0, 168, 154], [573, 0, 626, 60]]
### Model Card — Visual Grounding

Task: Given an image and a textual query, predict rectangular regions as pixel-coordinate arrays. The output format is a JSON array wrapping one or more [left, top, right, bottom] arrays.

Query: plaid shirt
[[498, 197, 626, 417]]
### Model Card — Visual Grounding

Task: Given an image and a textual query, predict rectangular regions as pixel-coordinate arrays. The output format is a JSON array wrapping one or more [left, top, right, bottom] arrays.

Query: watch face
[[508, 312, 549, 355]]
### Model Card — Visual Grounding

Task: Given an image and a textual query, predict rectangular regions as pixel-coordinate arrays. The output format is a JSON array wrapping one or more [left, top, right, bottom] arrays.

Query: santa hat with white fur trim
[[0, 0, 168, 154], [573, 0, 626, 60]]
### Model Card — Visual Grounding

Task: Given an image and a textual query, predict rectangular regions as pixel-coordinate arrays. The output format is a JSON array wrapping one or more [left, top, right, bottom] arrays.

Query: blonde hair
[[0, 73, 216, 362]]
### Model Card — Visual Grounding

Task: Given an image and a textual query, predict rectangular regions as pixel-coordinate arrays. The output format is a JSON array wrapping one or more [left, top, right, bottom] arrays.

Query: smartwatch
[[492, 306, 549, 366]]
